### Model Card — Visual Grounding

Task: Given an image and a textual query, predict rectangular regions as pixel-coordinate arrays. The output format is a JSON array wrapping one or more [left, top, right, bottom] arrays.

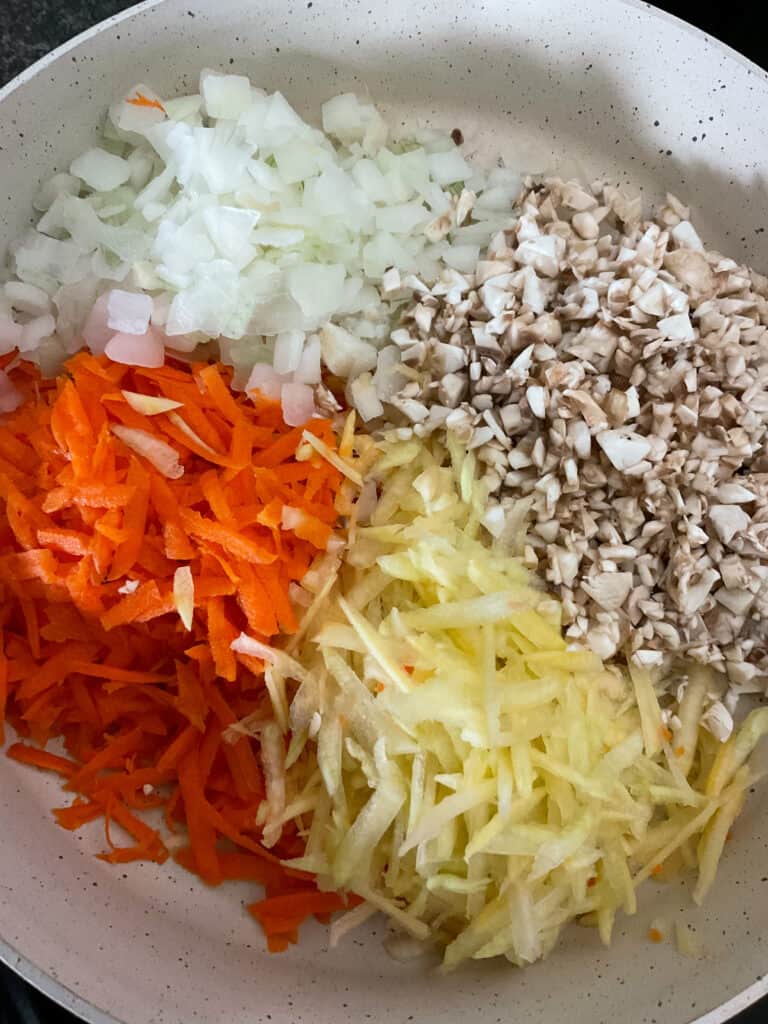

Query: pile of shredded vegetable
[[0, 352, 363, 951], [248, 435, 768, 967]]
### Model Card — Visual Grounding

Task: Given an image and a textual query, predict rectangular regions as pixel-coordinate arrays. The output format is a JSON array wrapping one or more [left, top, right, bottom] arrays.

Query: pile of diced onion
[[0, 70, 520, 423]]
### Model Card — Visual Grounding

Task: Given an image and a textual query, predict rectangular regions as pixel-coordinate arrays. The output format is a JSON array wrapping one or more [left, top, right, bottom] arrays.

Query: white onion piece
[[287, 264, 347, 324], [127, 149, 155, 190], [112, 84, 167, 134], [281, 381, 316, 426], [111, 424, 183, 478], [83, 294, 113, 354], [105, 327, 165, 368], [319, 323, 377, 377], [281, 505, 305, 531], [70, 148, 131, 192], [349, 372, 384, 421], [373, 345, 406, 400], [167, 411, 218, 457], [251, 227, 304, 247], [245, 362, 286, 400], [273, 330, 305, 375], [19, 315, 56, 353], [121, 390, 183, 415], [107, 289, 153, 335], [427, 148, 473, 186], [0, 318, 23, 356], [173, 565, 195, 630], [200, 69, 252, 119], [33, 172, 81, 213], [0, 370, 23, 413], [4, 282, 51, 316], [293, 333, 321, 384]]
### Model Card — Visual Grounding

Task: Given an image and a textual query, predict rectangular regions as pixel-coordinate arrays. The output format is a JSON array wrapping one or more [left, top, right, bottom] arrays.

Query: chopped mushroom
[[370, 176, 768, 693]]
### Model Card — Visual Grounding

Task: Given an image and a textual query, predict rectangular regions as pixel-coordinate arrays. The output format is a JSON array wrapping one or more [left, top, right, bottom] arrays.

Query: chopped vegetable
[[0, 353, 351, 947], [2, 75, 501, 395], [267, 435, 764, 967]]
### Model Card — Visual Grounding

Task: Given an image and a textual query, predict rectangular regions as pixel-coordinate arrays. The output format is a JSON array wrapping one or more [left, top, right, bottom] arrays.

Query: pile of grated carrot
[[0, 351, 355, 952]]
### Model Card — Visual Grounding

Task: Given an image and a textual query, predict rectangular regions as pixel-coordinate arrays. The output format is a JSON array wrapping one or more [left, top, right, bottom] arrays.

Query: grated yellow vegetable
[[256, 436, 764, 968]]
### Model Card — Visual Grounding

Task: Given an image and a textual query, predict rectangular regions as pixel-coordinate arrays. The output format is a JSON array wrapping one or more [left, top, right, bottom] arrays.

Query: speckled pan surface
[[1, 1, 767, 1022]]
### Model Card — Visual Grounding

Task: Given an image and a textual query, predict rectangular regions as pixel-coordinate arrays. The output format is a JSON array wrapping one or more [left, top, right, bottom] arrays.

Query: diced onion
[[111, 424, 183, 478], [0, 370, 23, 413], [121, 390, 183, 415], [107, 289, 153, 335], [105, 327, 165, 368], [70, 148, 132, 192], [3, 75, 501, 407], [246, 363, 285, 401], [281, 381, 315, 426], [172, 565, 195, 630]]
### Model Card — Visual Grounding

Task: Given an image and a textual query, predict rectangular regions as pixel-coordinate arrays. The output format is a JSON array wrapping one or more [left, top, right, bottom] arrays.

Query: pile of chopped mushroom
[[367, 177, 768, 696]]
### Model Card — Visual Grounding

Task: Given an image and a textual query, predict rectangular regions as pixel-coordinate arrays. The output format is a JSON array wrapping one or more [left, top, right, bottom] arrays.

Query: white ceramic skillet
[[1, 2, 767, 1022]]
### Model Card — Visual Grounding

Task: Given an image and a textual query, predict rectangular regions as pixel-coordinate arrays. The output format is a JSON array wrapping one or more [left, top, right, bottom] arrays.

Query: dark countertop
[[0, 0, 129, 86], [0, 2, 766, 1024], [0, 1, 760, 88]]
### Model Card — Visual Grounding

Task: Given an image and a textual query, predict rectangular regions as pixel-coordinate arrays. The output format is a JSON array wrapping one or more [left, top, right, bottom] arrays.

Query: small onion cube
[[32, 172, 81, 213], [111, 424, 183, 479], [200, 69, 252, 119], [70, 148, 131, 192], [322, 93, 366, 142], [19, 314, 56, 353], [281, 505, 305, 531], [112, 84, 167, 134], [82, 293, 112, 355], [173, 565, 195, 631], [246, 362, 286, 401], [0, 318, 23, 356], [105, 326, 165, 368], [427, 148, 472, 186], [281, 381, 316, 427], [121, 390, 183, 416], [4, 282, 52, 316], [293, 333, 321, 385], [107, 289, 153, 335], [0, 370, 23, 413], [349, 372, 384, 422], [287, 263, 346, 323], [273, 330, 305, 375], [320, 323, 377, 378]]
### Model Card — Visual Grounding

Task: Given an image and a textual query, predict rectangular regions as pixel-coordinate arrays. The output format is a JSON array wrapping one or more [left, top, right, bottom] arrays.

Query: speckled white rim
[[1, 1, 767, 1022]]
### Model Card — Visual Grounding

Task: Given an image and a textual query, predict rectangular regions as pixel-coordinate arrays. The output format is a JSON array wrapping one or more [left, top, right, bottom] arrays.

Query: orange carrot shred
[[178, 747, 221, 884], [7, 742, 78, 777], [126, 92, 166, 112], [0, 632, 7, 745]]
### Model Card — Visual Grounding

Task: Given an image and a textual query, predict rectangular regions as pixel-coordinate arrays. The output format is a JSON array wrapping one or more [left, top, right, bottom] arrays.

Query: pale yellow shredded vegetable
[[240, 435, 766, 969]]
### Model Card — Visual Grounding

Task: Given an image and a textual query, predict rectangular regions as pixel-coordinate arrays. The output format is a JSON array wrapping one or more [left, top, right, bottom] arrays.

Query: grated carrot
[[0, 354, 350, 949], [126, 92, 166, 113]]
